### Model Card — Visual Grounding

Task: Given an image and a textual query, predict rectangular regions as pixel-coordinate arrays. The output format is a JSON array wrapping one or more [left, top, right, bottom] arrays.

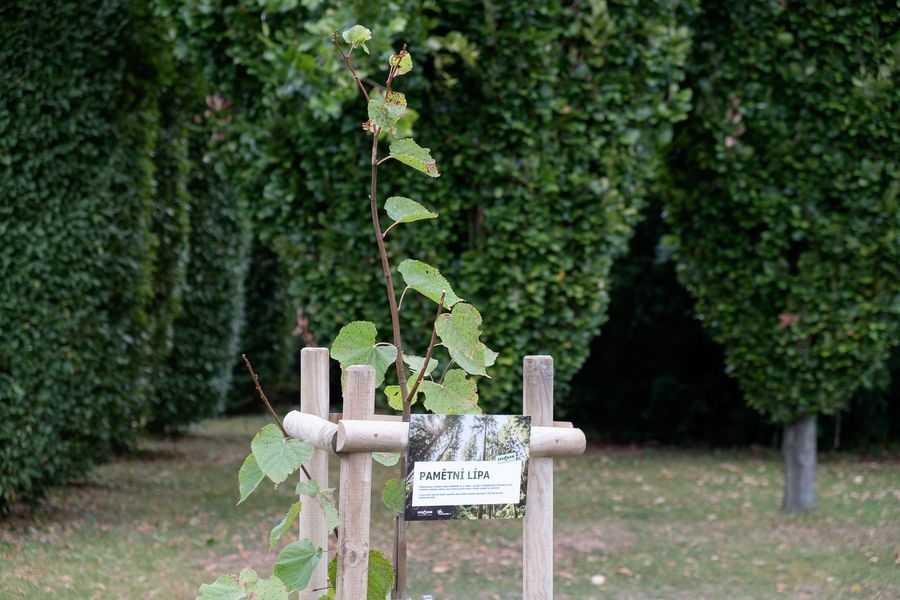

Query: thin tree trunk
[[781, 414, 817, 512]]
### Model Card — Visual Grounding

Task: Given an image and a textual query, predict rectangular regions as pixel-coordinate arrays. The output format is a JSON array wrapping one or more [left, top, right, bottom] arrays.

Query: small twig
[[382, 221, 399, 239], [242, 354, 313, 482], [397, 286, 409, 312], [404, 293, 444, 414], [439, 359, 455, 384], [333, 33, 370, 102], [243, 354, 288, 437], [384, 45, 408, 91]]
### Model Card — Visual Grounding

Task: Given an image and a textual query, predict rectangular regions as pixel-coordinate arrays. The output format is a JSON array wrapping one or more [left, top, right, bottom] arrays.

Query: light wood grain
[[297, 348, 331, 600], [336, 419, 584, 457], [523, 355, 553, 599], [335, 366, 374, 600]]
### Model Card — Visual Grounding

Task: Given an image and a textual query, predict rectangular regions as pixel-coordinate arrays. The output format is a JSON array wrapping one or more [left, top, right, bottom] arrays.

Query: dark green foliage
[[147, 146, 251, 432], [567, 204, 775, 446], [176, 0, 696, 412], [0, 1, 164, 511], [567, 205, 900, 447], [227, 237, 297, 413], [146, 44, 194, 398], [664, 2, 899, 423]]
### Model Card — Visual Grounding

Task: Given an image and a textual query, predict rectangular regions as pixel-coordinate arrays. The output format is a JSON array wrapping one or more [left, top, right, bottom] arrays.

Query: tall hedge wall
[[147, 139, 251, 432], [178, 0, 696, 412], [0, 1, 164, 511], [663, 1, 899, 423]]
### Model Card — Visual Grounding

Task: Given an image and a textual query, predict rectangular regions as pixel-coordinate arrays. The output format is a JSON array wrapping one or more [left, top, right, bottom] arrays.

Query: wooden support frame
[[297, 348, 332, 600], [283, 353, 585, 600]]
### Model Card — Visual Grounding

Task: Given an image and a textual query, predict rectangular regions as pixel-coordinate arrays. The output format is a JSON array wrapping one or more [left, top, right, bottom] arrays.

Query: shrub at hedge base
[[0, 1, 163, 512], [179, 0, 696, 413]]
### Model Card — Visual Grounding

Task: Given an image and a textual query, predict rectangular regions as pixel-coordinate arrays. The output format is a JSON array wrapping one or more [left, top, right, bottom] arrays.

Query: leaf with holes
[[251, 424, 314, 485], [390, 51, 413, 76], [384, 385, 403, 411], [331, 321, 397, 387], [435, 302, 497, 376], [420, 369, 480, 414], [384, 384, 421, 411], [273, 540, 323, 592], [398, 259, 460, 308], [368, 92, 407, 136], [389, 138, 439, 177]]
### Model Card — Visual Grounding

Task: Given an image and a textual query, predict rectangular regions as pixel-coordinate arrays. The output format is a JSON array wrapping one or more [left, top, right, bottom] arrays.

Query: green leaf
[[403, 354, 439, 377], [384, 385, 404, 411], [327, 556, 337, 590], [385, 197, 437, 226], [367, 92, 406, 136], [296, 480, 339, 534], [196, 575, 246, 600], [251, 424, 314, 485], [248, 577, 289, 600], [420, 369, 480, 414], [435, 303, 496, 376], [382, 478, 405, 513], [389, 51, 413, 76], [296, 479, 320, 497], [341, 25, 372, 54], [373, 452, 401, 466], [238, 569, 259, 587], [367, 550, 395, 600], [331, 321, 398, 388], [389, 138, 440, 177], [384, 92, 407, 124], [237, 453, 265, 504], [398, 259, 461, 308], [318, 487, 340, 534], [269, 501, 302, 550], [273, 540, 323, 592]]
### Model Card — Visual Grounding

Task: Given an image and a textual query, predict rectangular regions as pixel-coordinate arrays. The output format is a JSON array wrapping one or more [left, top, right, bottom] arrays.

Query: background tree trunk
[[781, 415, 817, 512]]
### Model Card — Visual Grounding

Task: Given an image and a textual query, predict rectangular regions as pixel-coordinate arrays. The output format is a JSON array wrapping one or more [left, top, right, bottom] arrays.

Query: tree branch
[[332, 33, 370, 103], [242, 354, 313, 482], [404, 293, 444, 415]]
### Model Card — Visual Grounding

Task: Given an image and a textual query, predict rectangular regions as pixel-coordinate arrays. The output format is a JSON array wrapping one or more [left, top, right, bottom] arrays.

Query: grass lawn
[[1, 415, 898, 599]]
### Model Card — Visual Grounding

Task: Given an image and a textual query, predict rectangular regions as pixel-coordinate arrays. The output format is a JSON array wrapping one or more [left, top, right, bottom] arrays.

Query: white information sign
[[405, 414, 531, 521], [412, 459, 524, 506]]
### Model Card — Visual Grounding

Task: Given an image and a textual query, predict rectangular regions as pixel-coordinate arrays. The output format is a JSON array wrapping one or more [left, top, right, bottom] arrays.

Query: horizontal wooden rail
[[283, 411, 338, 454], [334, 419, 585, 457]]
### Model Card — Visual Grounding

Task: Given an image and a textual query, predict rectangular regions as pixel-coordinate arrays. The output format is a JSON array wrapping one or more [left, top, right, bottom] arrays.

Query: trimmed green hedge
[[226, 236, 296, 413], [147, 140, 251, 432], [0, 1, 163, 511], [664, 1, 900, 423], [178, 0, 696, 412]]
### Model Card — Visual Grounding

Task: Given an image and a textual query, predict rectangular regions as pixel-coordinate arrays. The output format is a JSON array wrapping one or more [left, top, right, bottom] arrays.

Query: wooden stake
[[523, 355, 553, 599], [336, 366, 375, 600], [298, 348, 331, 600]]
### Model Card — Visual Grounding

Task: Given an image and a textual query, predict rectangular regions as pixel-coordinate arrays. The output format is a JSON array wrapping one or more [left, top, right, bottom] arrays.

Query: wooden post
[[523, 355, 553, 599], [298, 348, 331, 600], [336, 366, 375, 600]]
